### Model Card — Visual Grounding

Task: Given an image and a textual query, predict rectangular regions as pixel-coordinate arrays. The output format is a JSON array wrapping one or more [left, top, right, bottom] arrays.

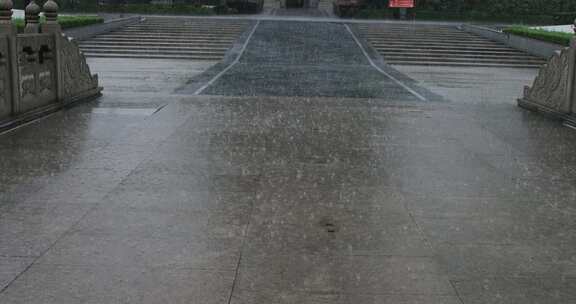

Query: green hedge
[[13, 16, 104, 30], [503, 26, 574, 46]]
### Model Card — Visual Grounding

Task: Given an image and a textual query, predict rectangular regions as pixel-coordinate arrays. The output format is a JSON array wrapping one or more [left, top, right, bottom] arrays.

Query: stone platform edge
[[460, 24, 563, 59], [518, 98, 576, 127], [0, 89, 102, 133]]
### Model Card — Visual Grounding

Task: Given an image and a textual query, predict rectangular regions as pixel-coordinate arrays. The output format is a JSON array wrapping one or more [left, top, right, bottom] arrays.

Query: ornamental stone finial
[[42, 0, 61, 33], [0, 0, 15, 34], [24, 0, 41, 33], [0, 0, 13, 24]]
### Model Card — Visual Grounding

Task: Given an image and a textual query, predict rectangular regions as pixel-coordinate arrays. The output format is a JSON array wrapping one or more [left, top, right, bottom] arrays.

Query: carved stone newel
[[518, 18, 576, 125], [0, 0, 15, 33]]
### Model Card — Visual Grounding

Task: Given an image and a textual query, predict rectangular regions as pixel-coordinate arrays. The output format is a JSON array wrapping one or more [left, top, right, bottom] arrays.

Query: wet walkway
[[181, 21, 426, 100], [1, 16, 576, 304]]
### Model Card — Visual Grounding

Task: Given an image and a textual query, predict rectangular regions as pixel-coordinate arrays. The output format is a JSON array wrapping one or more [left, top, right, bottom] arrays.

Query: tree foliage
[[416, 0, 576, 15], [364, 0, 575, 16]]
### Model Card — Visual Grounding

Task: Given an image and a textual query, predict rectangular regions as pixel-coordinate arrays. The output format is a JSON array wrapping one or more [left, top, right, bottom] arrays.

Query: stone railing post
[[24, 0, 41, 34], [42, 0, 61, 33], [0, 0, 15, 34], [42, 0, 63, 101], [0, 0, 19, 121]]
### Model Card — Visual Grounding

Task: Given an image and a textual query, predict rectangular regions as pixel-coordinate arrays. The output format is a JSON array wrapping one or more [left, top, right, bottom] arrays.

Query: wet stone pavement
[[1, 17, 576, 304]]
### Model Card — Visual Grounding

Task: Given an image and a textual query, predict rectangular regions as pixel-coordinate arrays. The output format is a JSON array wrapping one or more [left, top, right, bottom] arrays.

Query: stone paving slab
[[0, 92, 575, 303]]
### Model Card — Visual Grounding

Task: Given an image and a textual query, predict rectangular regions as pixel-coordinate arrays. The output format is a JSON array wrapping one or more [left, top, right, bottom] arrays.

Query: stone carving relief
[[16, 34, 57, 112], [59, 36, 99, 101], [522, 47, 573, 113], [0, 36, 10, 118]]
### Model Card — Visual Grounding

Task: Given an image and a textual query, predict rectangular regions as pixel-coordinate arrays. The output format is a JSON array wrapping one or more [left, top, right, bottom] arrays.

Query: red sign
[[389, 0, 414, 8]]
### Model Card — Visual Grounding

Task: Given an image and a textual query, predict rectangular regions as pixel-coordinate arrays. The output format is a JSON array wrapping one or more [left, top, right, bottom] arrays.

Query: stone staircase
[[356, 24, 548, 68], [318, 0, 333, 15], [78, 17, 251, 61]]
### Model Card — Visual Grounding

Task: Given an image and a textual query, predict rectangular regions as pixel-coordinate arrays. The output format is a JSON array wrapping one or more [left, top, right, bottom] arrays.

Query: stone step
[[99, 32, 238, 39], [80, 48, 225, 56], [96, 34, 237, 41], [364, 32, 491, 38], [136, 24, 248, 28], [86, 41, 233, 49], [82, 52, 221, 60], [387, 60, 542, 68], [125, 25, 246, 30], [79, 44, 229, 52], [368, 39, 504, 47], [368, 40, 510, 49], [80, 41, 231, 48], [141, 20, 249, 24], [371, 44, 517, 52], [80, 17, 248, 61], [379, 52, 545, 62], [359, 24, 545, 68], [120, 28, 245, 34], [112, 31, 243, 37], [357, 26, 459, 30], [365, 32, 481, 38], [382, 54, 545, 64], [360, 29, 466, 35], [135, 24, 247, 29], [371, 44, 511, 52], [378, 48, 527, 56], [367, 37, 498, 45], [362, 31, 476, 37]]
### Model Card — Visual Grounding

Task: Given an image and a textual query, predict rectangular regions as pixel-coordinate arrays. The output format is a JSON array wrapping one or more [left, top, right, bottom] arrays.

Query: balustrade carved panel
[[0, 36, 11, 120], [59, 36, 99, 101], [16, 34, 57, 113]]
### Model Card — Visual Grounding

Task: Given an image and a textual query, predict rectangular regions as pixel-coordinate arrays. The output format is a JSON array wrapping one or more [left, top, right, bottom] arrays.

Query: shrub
[[13, 15, 104, 30], [503, 26, 574, 46]]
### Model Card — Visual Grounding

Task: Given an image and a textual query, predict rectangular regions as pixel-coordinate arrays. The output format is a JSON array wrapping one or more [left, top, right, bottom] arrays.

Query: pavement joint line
[[193, 20, 261, 96], [344, 24, 428, 102], [0, 111, 57, 136]]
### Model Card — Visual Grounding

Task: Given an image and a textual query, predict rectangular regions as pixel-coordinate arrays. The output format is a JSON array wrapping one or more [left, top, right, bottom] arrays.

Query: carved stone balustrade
[[0, 0, 101, 129], [519, 20, 576, 125]]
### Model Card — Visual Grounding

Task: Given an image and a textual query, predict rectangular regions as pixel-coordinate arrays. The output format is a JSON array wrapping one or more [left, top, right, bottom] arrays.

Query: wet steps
[[79, 17, 251, 61], [357, 24, 548, 68]]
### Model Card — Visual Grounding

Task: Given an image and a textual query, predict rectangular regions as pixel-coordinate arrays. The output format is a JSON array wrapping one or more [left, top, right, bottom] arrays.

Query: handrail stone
[[0, 0, 101, 129], [519, 19, 576, 125]]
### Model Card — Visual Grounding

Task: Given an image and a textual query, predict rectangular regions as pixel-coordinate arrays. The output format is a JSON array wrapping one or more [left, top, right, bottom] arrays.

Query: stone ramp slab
[[190, 21, 428, 100]]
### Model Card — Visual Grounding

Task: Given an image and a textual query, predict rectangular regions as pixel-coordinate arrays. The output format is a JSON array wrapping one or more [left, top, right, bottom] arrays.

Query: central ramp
[[196, 21, 423, 100]]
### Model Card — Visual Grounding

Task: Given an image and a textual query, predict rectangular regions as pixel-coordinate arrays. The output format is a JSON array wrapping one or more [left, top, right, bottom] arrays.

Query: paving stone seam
[[194, 20, 262, 96], [0, 204, 98, 295], [344, 24, 428, 102]]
